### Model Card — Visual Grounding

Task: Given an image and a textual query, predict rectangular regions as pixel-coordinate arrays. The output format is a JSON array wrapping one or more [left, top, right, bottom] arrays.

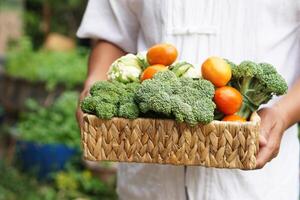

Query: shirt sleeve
[[77, 0, 139, 53]]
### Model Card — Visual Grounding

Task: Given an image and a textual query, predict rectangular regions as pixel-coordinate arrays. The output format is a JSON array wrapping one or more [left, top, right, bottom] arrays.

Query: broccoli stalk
[[230, 61, 288, 119]]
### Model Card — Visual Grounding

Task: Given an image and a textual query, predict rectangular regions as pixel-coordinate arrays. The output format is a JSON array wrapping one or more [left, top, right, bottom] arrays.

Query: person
[[76, 1, 300, 199]]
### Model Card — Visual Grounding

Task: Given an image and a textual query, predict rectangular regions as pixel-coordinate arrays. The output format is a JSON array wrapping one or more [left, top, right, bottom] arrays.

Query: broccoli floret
[[97, 92, 120, 104], [95, 103, 117, 119], [258, 63, 288, 95], [118, 103, 140, 119], [90, 81, 125, 96], [149, 92, 173, 115], [138, 102, 150, 113], [179, 78, 215, 99], [153, 70, 178, 82], [81, 96, 94, 113], [119, 93, 134, 104], [231, 61, 263, 89], [192, 99, 216, 124], [135, 71, 216, 125], [169, 96, 193, 123], [229, 61, 288, 119], [135, 79, 166, 102], [224, 59, 237, 69], [120, 82, 141, 104], [81, 80, 140, 119], [81, 96, 102, 113], [125, 82, 141, 93], [81, 92, 120, 114]]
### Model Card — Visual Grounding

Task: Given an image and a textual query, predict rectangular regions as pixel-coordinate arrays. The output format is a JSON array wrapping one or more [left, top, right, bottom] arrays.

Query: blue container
[[16, 140, 78, 179]]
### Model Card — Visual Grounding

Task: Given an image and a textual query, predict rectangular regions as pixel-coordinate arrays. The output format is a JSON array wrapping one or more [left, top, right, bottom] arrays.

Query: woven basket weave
[[81, 112, 260, 170]]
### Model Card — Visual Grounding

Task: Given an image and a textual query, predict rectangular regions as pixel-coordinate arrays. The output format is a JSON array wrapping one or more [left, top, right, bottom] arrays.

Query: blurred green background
[[0, 0, 117, 199], [1, 1, 299, 200]]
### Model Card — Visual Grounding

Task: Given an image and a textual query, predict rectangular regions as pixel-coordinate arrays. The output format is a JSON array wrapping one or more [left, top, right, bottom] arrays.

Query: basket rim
[[83, 112, 260, 126]]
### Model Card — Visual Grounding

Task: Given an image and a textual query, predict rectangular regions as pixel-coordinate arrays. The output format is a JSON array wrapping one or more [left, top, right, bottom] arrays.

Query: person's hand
[[75, 40, 126, 130], [255, 106, 287, 169], [76, 87, 90, 129], [76, 78, 99, 129]]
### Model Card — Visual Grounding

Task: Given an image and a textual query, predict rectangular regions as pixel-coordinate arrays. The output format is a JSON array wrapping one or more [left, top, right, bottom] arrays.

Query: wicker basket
[[81, 112, 260, 170]]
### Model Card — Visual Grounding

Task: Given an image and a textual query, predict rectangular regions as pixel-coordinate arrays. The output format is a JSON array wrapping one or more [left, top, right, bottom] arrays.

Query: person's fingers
[[258, 108, 274, 137], [76, 88, 90, 130], [256, 142, 277, 169], [259, 135, 267, 147], [257, 115, 272, 165], [256, 130, 281, 169], [268, 134, 281, 158], [256, 145, 272, 169], [255, 107, 285, 169], [76, 107, 84, 128], [256, 142, 281, 169]]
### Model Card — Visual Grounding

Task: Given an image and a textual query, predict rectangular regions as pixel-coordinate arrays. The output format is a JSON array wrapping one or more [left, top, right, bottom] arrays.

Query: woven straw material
[[81, 113, 260, 170]]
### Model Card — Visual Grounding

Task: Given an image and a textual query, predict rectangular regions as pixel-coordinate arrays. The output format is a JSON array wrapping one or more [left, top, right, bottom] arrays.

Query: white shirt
[[77, 1, 300, 199]]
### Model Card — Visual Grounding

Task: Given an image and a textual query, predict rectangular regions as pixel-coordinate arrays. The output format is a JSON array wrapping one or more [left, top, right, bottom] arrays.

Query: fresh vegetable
[[214, 86, 243, 115], [81, 45, 288, 125], [201, 57, 232, 87], [81, 81, 140, 119], [224, 59, 237, 69], [137, 52, 150, 69], [135, 71, 216, 125], [222, 115, 246, 122], [169, 61, 200, 78], [229, 61, 288, 119], [147, 43, 178, 66], [140, 64, 168, 81], [107, 54, 148, 83]]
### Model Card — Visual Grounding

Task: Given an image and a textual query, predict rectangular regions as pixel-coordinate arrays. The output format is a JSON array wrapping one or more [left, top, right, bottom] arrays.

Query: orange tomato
[[201, 57, 232, 87], [222, 115, 246, 122], [147, 43, 178, 66], [213, 86, 243, 115], [140, 64, 168, 81]]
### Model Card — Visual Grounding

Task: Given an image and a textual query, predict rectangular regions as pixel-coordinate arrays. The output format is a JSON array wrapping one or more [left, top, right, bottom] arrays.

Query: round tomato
[[222, 115, 246, 122], [140, 64, 168, 81], [201, 57, 232, 87], [147, 43, 178, 66], [213, 86, 243, 115]]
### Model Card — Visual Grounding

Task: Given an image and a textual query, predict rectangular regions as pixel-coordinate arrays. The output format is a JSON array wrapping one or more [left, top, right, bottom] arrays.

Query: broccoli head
[[80, 96, 104, 114], [95, 103, 117, 119], [135, 71, 216, 125], [81, 80, 140, 119], [224, 59, 237, 69], [89, 80, 126, 96], [118, 103, 140, 119], [81, 96, 95, 114], [229, 61, 288, 119], [257, 63, 288, 95]]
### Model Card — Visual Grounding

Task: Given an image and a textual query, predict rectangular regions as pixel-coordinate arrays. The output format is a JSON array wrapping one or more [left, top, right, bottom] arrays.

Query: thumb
[[259, 134, 267, 147], [257, 108, 274, 139], [76, 106, 85, 130]]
